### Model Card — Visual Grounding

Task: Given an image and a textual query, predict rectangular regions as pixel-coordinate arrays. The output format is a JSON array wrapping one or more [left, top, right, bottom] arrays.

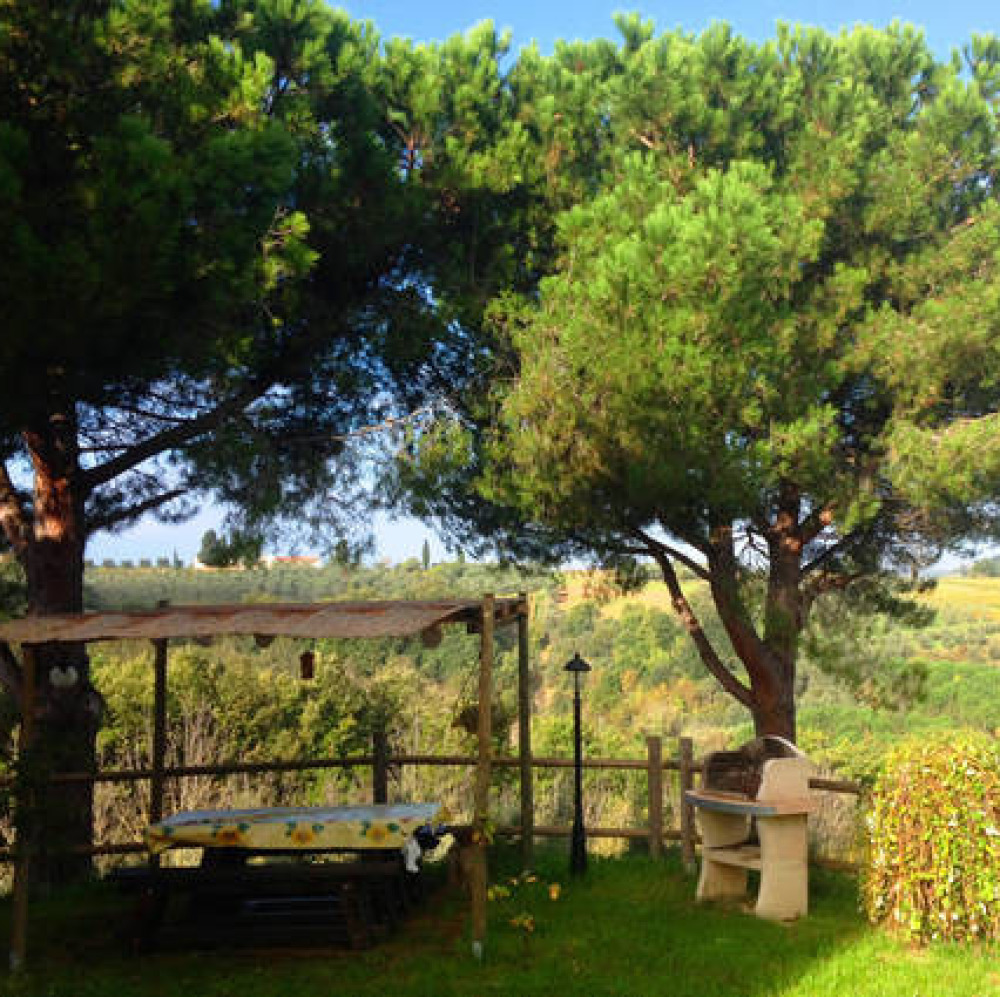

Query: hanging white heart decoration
[[49, 666, 79, 690]]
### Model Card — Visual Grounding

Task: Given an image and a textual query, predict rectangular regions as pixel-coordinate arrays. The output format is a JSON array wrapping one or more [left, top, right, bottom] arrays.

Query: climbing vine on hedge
[[863, 731, 1000, 943]]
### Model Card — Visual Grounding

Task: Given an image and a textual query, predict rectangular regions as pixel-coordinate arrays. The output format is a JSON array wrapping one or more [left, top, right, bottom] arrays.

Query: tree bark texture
[[7, 413, 99, 886], [1, 381, 265, 886], [654, 509, 803, 742]]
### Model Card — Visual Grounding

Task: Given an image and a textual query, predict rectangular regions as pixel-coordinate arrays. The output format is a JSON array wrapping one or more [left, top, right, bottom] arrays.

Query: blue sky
[[90, 0, 996, 566], [88, 506, 444, 567], [343, 0, 995, 57]]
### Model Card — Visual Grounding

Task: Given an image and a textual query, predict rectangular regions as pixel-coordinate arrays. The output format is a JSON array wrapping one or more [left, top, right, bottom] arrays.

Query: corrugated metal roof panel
[[0, 598, 524, 645]]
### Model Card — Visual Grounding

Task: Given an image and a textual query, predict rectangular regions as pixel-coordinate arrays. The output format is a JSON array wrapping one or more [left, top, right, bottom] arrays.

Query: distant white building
[[261, 555, 323, 569]]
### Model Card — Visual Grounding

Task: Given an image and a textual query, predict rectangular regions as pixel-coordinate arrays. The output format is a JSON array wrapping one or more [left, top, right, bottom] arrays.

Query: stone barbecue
[[684, 736, 814, 920]]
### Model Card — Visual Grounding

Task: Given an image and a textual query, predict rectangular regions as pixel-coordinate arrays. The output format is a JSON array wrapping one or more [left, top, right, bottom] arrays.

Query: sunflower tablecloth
[[146, 803, 442, 855]]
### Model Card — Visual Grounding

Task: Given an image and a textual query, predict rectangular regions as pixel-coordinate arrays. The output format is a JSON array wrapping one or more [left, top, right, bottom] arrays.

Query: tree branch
[[707, 524, 781, 683], [86, 487, 188, 535], [800, 503, 835, 546], [803, 569, 864, 601], [81, 383, 264, 491], [630, 526, 711, 581], [802, 533, 854, 576], [652, 547, 754, 709], [0, 462, 31, 559]]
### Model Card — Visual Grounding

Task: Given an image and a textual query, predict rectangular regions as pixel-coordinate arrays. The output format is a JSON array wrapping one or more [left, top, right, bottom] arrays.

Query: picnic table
[[112, 804, 444, 950], [148, 803, 441, 860]]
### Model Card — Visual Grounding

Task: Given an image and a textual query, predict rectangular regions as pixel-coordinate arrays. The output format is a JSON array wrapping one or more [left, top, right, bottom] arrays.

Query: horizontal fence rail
[[2, 756, 862, 786], [0, 753, 683, 788], [0, 738, 863, 864]]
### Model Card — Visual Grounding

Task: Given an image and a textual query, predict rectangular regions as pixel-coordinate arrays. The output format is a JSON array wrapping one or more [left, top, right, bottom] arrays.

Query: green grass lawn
[[2, 848, 998, 997]]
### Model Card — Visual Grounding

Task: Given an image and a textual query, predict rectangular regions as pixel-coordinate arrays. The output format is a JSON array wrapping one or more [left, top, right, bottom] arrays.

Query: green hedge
[[863, 731, 1000, 943]]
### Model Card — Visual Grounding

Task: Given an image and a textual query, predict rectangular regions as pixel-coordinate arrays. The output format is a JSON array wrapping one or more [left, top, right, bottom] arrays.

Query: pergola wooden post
[[517, 593, 534, 871], [9, 645, 37, 973], [150, 640, 168, 826], [470, 593, 494, 960]]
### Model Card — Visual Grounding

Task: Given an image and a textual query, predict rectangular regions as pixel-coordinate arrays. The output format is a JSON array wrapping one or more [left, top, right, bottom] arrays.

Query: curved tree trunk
[[720, 607, 798, 742], [655, 511, 803, 743], [19, 417, 98, 887], [709, 520, 800, 743], [751, 486, 805, 742]]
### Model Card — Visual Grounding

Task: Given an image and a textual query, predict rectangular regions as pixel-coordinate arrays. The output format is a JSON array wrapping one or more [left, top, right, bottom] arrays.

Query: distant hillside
[[74, 561, 1000, 787], [83, 559, 557, 611]]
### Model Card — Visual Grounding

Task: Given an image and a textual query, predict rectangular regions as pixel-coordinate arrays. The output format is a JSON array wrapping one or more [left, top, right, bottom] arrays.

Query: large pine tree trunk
[[722, 614, 798, 742], [21, 419, 97, 887], [753, 487, 805, 742], [747, 672, 797, 741], [656, 537, 800, 742], [698, 513, 801, 743]]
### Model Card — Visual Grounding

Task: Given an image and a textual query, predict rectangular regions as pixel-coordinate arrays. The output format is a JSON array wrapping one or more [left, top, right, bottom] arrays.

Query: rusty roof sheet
[[0, 598, 524, 645]]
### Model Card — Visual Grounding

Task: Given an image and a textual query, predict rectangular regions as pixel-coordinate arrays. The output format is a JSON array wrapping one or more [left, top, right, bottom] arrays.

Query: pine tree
[[0, 0, 450, 880], [405, 22, 1000, 739]]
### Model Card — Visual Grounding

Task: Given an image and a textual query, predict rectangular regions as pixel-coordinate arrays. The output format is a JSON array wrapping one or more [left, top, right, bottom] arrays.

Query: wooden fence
[[0, 735, 863, 865]]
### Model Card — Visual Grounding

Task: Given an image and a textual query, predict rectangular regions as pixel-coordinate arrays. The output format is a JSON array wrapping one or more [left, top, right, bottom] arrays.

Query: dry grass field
[[564, 568, 1000, 627], [919, 575, 1000, 621], [562, 570, 696, 617]]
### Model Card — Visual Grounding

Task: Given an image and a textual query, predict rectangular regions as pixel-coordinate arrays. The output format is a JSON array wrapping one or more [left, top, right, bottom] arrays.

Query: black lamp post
[[564, 651, 592, 876]]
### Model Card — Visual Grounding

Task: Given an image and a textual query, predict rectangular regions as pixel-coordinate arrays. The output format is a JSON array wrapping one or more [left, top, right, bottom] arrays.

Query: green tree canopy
[[0, 0, 452, 605], [197, 528, 261, 569], [0, 0, 466, 879], [402, 21, 1000, 738]]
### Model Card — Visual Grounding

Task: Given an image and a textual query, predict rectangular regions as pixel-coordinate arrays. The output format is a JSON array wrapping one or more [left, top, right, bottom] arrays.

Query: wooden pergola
[[0, 593, 533, 970]]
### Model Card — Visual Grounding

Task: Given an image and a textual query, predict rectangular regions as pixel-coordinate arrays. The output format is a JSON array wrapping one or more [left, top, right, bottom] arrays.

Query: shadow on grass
[[0, 846, 871, 997]]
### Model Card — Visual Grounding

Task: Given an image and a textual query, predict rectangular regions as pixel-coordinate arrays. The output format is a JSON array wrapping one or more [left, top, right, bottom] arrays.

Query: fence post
[[372, 728, 389, 805], [647, 736, 663, 858], [517, 595, 534, 870], [679, 736, 696, 872]]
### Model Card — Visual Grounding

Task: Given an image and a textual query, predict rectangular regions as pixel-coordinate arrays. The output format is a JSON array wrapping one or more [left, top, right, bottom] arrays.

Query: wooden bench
[[108, 855, 418, 951]]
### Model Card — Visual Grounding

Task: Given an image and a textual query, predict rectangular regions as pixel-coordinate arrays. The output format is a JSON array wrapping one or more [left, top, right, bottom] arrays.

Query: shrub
[[863, 731, 1000, 943]]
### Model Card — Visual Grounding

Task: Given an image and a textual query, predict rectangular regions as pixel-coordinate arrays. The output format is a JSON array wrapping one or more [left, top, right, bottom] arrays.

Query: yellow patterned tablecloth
[[147, 803, 441, 855]]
